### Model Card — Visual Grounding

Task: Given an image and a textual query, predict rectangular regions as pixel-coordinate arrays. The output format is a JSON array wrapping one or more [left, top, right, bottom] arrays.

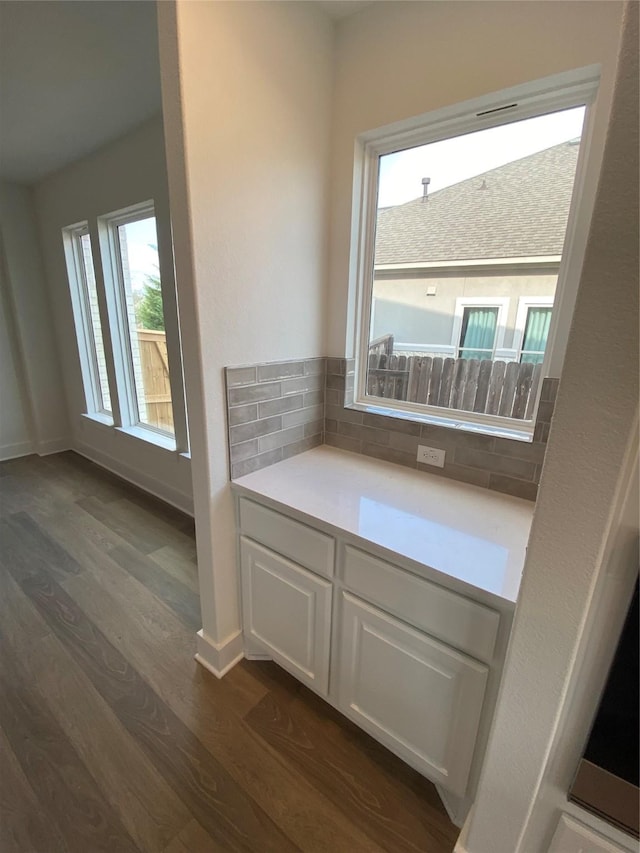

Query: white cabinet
[[240, 537, 332, 694], [336, 592, 488, 798]]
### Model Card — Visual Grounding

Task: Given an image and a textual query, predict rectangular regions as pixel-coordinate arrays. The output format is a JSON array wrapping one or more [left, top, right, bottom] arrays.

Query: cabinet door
[[337, 592, 488, 797], [240, 537, 332, 695]]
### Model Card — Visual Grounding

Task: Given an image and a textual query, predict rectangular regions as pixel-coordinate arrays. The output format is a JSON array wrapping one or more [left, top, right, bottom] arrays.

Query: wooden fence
[[137, 329, 174, 432], [367, 352, 543, 420]]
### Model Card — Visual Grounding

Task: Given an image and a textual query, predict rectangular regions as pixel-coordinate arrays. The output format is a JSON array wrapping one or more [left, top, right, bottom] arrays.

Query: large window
[[63, 201, 187, 451], [354, 71, 597, 436]]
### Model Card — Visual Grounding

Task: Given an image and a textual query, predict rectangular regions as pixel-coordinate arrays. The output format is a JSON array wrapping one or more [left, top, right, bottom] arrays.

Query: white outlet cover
[[417, 444, 446, 468]]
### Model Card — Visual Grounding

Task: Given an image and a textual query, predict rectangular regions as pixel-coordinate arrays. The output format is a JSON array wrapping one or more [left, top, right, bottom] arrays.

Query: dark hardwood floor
[[0, 451, 458, 852]]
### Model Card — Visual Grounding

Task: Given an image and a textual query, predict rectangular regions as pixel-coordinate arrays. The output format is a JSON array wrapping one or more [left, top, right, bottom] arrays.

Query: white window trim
[[514, 296, 555, 361], [62, 223, 113, 421], [351, 65, 601, 438], [451, 297, 509, 359]]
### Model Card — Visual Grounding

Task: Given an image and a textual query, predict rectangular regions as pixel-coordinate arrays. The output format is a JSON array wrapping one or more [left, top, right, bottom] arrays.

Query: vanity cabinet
[[236, 490, 512, 802]]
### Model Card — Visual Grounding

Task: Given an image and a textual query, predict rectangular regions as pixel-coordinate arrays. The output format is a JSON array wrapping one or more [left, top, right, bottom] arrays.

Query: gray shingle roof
[[374, 140, 580, 265]]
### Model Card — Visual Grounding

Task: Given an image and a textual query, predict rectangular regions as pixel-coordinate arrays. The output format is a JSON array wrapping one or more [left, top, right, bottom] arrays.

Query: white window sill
[[81, 411, 114, 428], [115, 425, 177, 452], [348, 401, 534, 443]]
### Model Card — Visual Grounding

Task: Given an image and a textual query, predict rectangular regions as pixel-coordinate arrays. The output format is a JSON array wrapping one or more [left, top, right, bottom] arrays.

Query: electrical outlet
[[417, 444, 446, 468]]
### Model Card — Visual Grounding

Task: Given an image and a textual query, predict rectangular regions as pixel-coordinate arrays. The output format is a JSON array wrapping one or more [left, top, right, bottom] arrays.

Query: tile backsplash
[[225, 359, 325, 479], [226, 356, 559, 500]]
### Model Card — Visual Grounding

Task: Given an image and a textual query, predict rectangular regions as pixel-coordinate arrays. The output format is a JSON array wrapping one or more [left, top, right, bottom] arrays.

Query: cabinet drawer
[[240, 538, 332, 694], [337, 592, 488, 797], [342, 545, 500, 662], [239, 498, 334, 578]]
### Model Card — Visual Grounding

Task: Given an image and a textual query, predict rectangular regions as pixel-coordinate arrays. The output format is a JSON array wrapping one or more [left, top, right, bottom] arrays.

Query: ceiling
[[0, 1, 162, 185], [0, 0, 372, 187]]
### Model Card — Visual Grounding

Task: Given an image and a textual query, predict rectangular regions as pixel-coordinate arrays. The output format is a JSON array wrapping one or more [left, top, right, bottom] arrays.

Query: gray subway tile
[[326, 357, 346, 375], [361, 442, 416, 470], [493, 439, 546, 464], [417, 461, 491, 489], [325, 432, 362, 454], [281, 373, 324, 396], [421, 424, 494, 452], [325, 405, 363, 425], [325, 419, 338, 434], [326, 373, 346, 391], [282, 404, 324, 428], [258, 394, 304, 418], [231, 448, 283, 479], [536, 399, 555, 423], [226, 366, 257, 387], [363, 413, 420, 436], [304, 419, 324, 438], [230, 415, 282, 445], [454, 446, 536, 481], [541, 377, 560, 402], [338, 421, 389, 445], [304, 358, 326, 376], [230, 438, 260, 462], [228, 381, 282, 405], [282, 433, 323, 459], [325, 389, 343, 407], [257, 361, 305, 382], [489, 474, 538, 502], [228, 403, 258, 426], [388, 431, 420, 455], [259, 425, 305, 453], [303, 389, 324, 407]]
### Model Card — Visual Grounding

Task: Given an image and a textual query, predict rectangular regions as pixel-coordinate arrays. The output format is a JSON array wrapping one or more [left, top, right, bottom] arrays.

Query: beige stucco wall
[[372, 269, 557, 353]]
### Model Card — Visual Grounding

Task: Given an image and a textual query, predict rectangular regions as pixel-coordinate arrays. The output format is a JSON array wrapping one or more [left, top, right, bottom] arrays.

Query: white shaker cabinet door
[[240, 537, 332, 695], [337, 592, 488, 797]]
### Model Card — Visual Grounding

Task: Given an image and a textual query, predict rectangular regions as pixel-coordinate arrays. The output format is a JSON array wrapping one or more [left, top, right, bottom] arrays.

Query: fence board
[[450, 359, 468, 410], [498, 362, 520, 417], [512, 361, 534, 419], [474, 359, 493, 413], [486, 361, 506, 415], [438, 358, 455, 408], [407, 357, 420, 402], [461, 359, 481, 411], [416, 357, 432, 404], [525, 363, 543, 420], [427, 358, 443, 407]]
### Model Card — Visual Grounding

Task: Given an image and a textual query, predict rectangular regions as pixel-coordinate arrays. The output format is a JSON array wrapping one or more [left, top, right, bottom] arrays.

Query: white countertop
[[231, 446, 534, 604]]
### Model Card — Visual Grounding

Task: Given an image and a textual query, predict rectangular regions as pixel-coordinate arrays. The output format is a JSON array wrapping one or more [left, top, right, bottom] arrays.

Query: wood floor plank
[[61, 573, 387, 853], [108, 542, 202, 630], [245, 688, 459, 853], [0, 558, 50, 652], [27, 631, 192, 853], [0, 644, 141, 853], [0, 514, 81, 585], [0, 727, 67, 853], [77, 494, 173, 554], [162, 818, 227, 853], [5, 510, 84, 577], [11, 566, 298, 853], [149, 543, 200, 593]]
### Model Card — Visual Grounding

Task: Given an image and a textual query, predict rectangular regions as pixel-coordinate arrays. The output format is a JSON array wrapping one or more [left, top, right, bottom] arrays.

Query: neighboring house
[[372, 140, 580, 363]]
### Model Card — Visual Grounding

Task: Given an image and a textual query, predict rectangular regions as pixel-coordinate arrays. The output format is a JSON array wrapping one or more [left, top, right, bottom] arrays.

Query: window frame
[[514, 297, 555, 364], [452, 297, 509, 360], [351, 67, 600, 439], [62, 222, 113, 420]]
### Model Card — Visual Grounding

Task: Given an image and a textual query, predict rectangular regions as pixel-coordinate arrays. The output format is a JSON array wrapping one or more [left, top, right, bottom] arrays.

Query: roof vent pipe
[[421, 177, 431, 201]]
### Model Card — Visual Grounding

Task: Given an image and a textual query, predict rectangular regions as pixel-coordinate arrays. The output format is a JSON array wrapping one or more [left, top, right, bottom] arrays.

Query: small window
[[115, 214, 174, 435], [354, 71, 598, 436], [63, 224, 112, 417]]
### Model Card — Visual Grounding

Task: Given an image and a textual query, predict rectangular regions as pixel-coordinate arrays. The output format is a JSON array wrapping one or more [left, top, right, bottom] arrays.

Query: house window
[[63, 224, 112, 418], [353, 70, 597, 436], [63, 200, 188, 452], [520, 306, 552, 364]]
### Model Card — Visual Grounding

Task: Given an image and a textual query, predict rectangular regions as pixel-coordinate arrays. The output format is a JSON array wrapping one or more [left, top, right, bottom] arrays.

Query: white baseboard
[[195, 629, 244, 679], [72, 440, 193, 516], [36, 437, 72, 456], [0, 439, 35, 462], [436, 785, 470, 829]]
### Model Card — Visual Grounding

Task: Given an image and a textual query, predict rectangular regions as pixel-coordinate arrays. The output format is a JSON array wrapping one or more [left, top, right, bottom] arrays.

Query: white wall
[[157, 0, 333, 671], [329, 0, 624, 357], [0, 181, 69, 458], [461, 3, 638, 851], [33, 116, 193, 513]]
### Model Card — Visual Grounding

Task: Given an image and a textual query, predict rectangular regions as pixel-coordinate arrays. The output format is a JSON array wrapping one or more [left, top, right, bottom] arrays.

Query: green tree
[[136, 275, 165, 331]]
